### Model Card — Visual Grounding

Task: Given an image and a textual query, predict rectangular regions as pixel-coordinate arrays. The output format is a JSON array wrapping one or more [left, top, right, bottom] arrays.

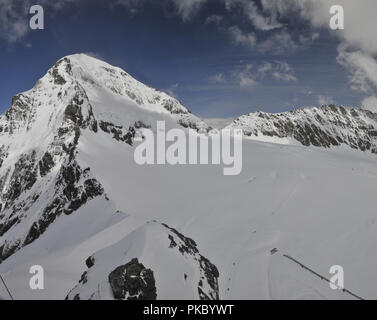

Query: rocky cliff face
[[227, 106, 377, 153]]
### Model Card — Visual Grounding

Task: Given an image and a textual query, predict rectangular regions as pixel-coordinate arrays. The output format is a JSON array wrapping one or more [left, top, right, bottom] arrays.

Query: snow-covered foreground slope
[[1, 54, 377, 300], [66, 222, 219, 300], [1, 138, 377, 300]]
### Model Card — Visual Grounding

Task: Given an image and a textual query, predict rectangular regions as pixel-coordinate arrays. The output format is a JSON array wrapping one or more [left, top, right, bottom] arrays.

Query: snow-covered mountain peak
[[1, 53, 208, 142], [39, 54, 209, 132], [0, 54, 210, 266]]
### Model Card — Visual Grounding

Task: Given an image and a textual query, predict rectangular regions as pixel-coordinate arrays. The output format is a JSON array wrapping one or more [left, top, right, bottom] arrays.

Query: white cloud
[[318, 95, 334, 106], [205, 15, 223, 25], [222, 0, 301, 55], [233, 64, 257, 88], [228, 26, 256, 49], [259, 0, 377, 105], [311, 32, 320, 41], [0, 0, 31, 42], [164, 83, 180, 98], [232, 61, 296, 88], [228, 25, 297, 55], [4, 0, 377, 108], [209, 73, 226, 83], [262, 0, 377, 54], [337, 45, 377, 95], [260, 0, 328, 28], [302, 88, 313, 95], [170, 0, 207, 21], [110, 0, 377, 106], [258, 31, 297, 54], [299, 32, 320, 44], [0, 0, 206, 43], [257, 61, 297, 82], [0, 0, 74, 42], [361, 96, 377, 113], [83, 52, 106, 60], [225, 0, 282, 31]]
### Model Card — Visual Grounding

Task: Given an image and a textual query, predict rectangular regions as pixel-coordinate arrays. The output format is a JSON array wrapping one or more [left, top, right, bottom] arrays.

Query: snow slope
[[1, 54, 377, 300], [2, 138, 377, 300]]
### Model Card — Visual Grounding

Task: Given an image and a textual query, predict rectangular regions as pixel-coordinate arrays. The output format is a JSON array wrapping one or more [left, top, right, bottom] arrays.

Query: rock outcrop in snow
[[65, 222, 219, 300]]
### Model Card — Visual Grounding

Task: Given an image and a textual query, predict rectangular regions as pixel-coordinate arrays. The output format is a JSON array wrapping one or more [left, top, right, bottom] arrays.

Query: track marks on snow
[[268, 248, 365, 300]]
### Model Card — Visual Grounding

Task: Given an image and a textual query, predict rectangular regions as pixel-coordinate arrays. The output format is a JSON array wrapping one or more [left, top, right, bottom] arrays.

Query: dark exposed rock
[[52, 70, 66, 85], [84, 179, 104, 198], [162, 223, 220, 300], [90, 118, 98, 133], [0, 148, 7, 169], [79, 271, 88, 284], [198, 256, 220, 300], [50, 57, 72, 85], [134, 121, 151, 129], [168, 234, 177, 248], [58, 127, 70, 137], [65, 104, 83, 126], [0, 241, 21, 263], [162, 223, 197, 255], [99, 121, 136, 146], [58, 163, 104, 215], [164, 100, 187, 115], [99, 121, 111, 133], [4, 151, 37, 207], [0, 217, 19, 237], [39, 152, 55, 177], [24, 208, 59, 246], [178, 119, 198, 131], [124, 127, 135, 145], [86, 256, 95, 268], [23, 162, 104, 247], [7, 94, 31, 121], [108, 258, 157, 300], [177, 119, 211, 132], [3, 94, 35, 133]]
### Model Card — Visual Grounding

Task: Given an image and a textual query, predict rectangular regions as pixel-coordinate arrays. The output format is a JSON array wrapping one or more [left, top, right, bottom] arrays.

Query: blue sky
[[0, 0, 372, 118]]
